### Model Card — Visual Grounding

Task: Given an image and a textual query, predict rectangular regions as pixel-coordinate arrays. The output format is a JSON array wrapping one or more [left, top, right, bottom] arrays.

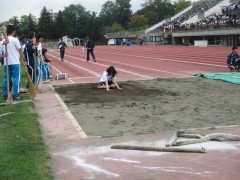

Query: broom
[[20, 58, 37, 100], [5, 45, 13, 104]]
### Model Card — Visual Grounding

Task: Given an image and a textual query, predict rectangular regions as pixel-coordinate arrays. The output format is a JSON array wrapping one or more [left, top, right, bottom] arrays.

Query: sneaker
[[43, 80, 50, 83], [94, 59, 96, 62], [20, 88, 29, 93], [3, 96, 7, 100], [13, 96, 21, 100]]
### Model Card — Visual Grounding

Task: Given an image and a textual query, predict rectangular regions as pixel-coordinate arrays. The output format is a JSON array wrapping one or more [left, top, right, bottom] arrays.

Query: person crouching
[[98, 66, 122, 91]]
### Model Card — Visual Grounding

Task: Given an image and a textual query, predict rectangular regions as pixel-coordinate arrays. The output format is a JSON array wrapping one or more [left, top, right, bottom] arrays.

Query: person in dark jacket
[[58, 37, 67, 62], [86, 36, 96, 62], [24, 32, 37, 90], [227, 46, 240, 71]]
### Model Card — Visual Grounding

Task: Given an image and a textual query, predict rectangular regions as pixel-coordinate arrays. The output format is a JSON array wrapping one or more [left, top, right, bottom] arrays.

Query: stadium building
[[106, 0, 240, 47]]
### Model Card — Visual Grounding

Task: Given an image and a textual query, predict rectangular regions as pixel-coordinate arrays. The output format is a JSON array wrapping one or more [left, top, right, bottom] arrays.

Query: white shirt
[[3, 36, 21, 65], [38, 42, 42, 55], [100, 71, 116, 82], [0, 41, 3, 55]]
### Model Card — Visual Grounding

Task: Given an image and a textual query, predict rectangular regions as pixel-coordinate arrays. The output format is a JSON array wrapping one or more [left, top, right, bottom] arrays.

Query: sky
[[1, 0, 199, 23], [0, 0, 146, 23]]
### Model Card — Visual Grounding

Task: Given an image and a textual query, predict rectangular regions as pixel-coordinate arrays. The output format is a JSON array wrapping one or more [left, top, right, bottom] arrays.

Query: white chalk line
[[95, 50, 226, 68], [48, 54, 75, 84], [65, 51, 188, 79], [69, 76, 98, 80], [66, 51, 196, 78], [135, 166, 214, 175], [52, 51, 153, 79], [49, 53, 101, 77], [54, 90, 88, 139], [103, 157, 141, 164]]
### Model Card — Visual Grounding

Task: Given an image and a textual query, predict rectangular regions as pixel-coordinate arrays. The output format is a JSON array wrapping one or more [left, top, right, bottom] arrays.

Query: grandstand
[[106, 0, 240, 47]]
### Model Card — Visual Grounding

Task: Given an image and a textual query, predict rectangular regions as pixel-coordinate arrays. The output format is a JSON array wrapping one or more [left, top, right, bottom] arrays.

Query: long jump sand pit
[[54, 78, 239, 137]]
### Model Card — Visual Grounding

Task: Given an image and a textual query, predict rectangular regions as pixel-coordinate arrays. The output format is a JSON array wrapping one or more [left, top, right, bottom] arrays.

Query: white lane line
[[54, 90, 88, 139], [69, 76, 98, 80], [67, 52, 191, 78], [94, 51, 226, 68], [48, 54, 75, 84], [49, 53, 101, 77], [51, 52, 153, 79], [97, 57, 191, 77]]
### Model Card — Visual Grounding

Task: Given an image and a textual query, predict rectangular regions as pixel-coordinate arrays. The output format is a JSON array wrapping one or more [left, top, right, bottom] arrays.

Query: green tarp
[[194, 72, 240, 84]]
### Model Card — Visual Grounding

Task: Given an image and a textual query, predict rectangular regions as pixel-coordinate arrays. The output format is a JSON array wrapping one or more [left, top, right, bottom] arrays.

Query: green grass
[[0, 64, 53, 180]]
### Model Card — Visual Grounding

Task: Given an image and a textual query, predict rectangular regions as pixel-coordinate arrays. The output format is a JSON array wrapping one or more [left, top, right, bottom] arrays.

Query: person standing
[[58, 38, 67, 62], [23, 32, 37, 91], [0, 26, 9, 65], [2, 25, 25, 100], [86, 36, 96, 62]]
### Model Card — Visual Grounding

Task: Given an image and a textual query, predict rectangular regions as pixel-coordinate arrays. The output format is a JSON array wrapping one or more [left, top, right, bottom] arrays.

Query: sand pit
[[54, 78, 240, 137]]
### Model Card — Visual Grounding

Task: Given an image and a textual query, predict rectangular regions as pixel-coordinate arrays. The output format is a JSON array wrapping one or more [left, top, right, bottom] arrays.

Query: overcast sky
[[1, 0, 199, 23], [0, 0, 146, 22]]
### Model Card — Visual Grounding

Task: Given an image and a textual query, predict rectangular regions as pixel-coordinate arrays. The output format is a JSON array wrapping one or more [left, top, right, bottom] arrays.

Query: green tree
[[114, 0, 132, 29], [99, 0, 132, 29], [128, 14, 148, 29], [19, 15, 29, 38], [174, 0, 191, 13], [38, 7, 55, 39], [54, 10, 69, 38], [105, 22, 124, 33], [86, 12, 103, 40], [26, 13, 38, 34], [8, 16, 20, 34], [142, 11, 158, 26], [62, 4, 91, 38], [99, 0, 117, 27], [141, 0, 175, 22]]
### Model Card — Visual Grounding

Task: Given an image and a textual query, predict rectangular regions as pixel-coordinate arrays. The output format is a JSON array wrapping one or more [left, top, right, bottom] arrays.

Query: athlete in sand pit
[[98, 66, 122, 91]]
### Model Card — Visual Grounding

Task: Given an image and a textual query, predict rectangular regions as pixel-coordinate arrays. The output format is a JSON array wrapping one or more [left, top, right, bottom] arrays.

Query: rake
[[5, 45, 13, 104], [21, 58, 37, 100]]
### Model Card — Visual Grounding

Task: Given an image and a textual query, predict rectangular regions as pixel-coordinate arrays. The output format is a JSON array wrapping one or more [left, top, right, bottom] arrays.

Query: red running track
[[47, 45, 230, 85]]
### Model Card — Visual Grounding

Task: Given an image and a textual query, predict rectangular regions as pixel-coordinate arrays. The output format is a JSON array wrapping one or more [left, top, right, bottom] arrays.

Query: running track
[[47, 45, 230, 85]]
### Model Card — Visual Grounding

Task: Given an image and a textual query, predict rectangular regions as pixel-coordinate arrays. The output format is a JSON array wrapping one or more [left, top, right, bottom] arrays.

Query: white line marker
[[54, 91, 87, 138]]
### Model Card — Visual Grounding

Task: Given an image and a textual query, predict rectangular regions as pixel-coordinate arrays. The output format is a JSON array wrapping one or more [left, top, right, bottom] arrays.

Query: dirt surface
[[54, 78, 240, 137]]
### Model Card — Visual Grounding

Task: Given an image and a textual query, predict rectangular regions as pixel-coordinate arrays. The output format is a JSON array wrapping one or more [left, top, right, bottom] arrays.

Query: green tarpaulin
[[194, 72, 240, 84]]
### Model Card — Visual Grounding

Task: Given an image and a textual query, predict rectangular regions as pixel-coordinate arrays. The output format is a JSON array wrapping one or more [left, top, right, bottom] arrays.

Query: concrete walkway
[[35, 83, 240, 180]]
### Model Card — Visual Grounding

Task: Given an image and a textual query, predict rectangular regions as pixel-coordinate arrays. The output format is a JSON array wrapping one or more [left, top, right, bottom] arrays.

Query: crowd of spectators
[[149, 0, 240, 33], [173, 1, 240, 32]]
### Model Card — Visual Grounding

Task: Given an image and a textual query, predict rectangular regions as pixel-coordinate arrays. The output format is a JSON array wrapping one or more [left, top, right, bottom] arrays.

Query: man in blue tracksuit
[[86, 36, 96, 62], [24, 32, 37, 89], [227, 46, 240, 71]]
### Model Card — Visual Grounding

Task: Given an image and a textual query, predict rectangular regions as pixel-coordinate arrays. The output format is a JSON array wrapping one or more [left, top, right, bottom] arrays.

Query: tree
[[99, 0, 132, 29], [26, 14, 38, 34], [114, 0, 132, 29], [8, 16, 20, 33], [62, 4, 91, 38], [141, 0, 175, 22], [19, 15, 29, 38], [38, 7, 55, 39], [135, 10, 159, 25], [128, 14, 148, 29], [54, 10, 69, 38], [174, 0, 191, 14], [99, 0, 117, 27], [104, 22, 124, 33]]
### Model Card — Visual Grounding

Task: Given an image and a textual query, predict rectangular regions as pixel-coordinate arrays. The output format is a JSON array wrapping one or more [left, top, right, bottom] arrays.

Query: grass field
[[0, 63, 53, 179]]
